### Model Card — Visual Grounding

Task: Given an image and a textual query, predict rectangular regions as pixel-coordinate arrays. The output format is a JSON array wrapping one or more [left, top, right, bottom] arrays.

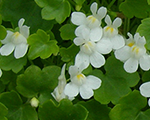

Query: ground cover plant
[[1, 0, 150, 120]]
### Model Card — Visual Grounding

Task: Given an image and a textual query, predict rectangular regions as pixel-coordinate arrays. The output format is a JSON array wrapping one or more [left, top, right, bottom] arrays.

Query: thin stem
[[107, 0, 116, 9]]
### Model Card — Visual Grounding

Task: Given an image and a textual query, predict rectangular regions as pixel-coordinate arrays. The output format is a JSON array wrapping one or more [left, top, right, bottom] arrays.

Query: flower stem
[[108, 0, 116, 9]]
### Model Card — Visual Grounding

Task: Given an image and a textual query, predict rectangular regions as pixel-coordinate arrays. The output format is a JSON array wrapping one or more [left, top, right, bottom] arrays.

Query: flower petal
[[69, 65, 79, 77], [134, 33, 146, 46], [14, 43, 28, 59], [140, 82, 150, 97], [114, 46, 131, 61], [104, 15, 112, 26], [71, 12, 86, 26], [96, 38, 112, 54], [90, 2, 97, 15], [80, 85, 93, 99], [64, 82, 79, 97], [0, 43, 15, 56], [139, 54, 150, 71], [90, 51, 105, 68], [18, 18, 25, 28], [97, 6, 107, 20], [148, 99, 150, 106], [86, 75, 102, 89], [113, 17, 122, 28], [90, 27, 102, 42], [124, 57, 138, 73], [111, 35, 125, 50], [73, 37, 85, 46], [75, 25, 87, 36], [75, 52, 90, 68], [1, 31, 13, 44], [20, 25, 30, 39]]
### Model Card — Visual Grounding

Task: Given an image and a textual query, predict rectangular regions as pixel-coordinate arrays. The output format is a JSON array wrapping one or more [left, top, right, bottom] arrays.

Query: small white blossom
[[30, 97, 39, 108], [74, 27, 109, 68], [140, 82, 150, 106], [51, 64, 74, 102], [102, 15, 125, 50], [71, 2, 107, 38], [0, 18, 29, 59], [64, 64, 102, 99], [115, 33, 150, 73]]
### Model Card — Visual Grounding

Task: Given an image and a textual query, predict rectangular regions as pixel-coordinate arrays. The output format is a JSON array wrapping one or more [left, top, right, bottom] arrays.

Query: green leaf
[[93, 55, 140, 104], [0, 25, 7, 40], [79, 99, 110, 120], [109, 90, 147, 120], [137, 18, 150, 50], [0, 54, 27, 73], [0, 91, 38, 120], [0, 0, 55, 33], [35, 0, 71, 23], [135, 109, 150, 120], [59, 24, 76, 40], [27, 29, 59, 60], [119, 0, 150, 18], [38, 99, 88, 120], [0, 81, 5, 93], [0, 102, 8, 120], [16, 65, 61, 98], [60, 44, 79, 62]]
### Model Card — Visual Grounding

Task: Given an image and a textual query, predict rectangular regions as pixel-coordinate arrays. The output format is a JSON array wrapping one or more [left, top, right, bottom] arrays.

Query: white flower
[[102, 15, 125, 50], [30, 97, 39, 108], [64, 64, 102, 99], [139, 82, 150, 106], [115, 33, 150, 73], [71, 2, 107, 37], [0, 18, 29, 59], [51, 64, 74, 102], [74, 27, 109, 68]]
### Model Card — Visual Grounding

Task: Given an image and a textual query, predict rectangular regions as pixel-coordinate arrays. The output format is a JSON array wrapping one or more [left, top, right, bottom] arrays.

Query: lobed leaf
[[119, 0, 150, 18], [35, 0, 71, 23], [27, 29, 59, 60], [0, 102, 8, 120], [0, 91, 38, 120], [38, 99, 88, 120], [16, 65, 61, 98], [109, 90, 147, 120], [93, 56, 140, 104]]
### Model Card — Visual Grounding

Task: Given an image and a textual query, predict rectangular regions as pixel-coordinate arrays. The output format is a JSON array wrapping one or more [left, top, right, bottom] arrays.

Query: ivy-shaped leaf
[[93, 55, 140, 104], [16, 65, 61, 98], [59, 24, 76, 40], [79, 99, 110, 120], [0, 0, 55, 33], [0, 54, 27, 73], [60, 44, 79, 62], [38, 99, 88, 120], [27, 29, 59, 60], [35, 0, 71, 23], [109, 90, 148, 120], [0, 91, 38, 120], [119, 0, 150, 18], [137, 18, 150, 50], [0, 102, 8, 120]]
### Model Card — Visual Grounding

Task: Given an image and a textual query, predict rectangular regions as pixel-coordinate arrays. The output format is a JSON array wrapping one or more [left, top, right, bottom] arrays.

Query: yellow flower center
[[128, 42, 134, 47], [13, 32, 20, 38], [132, 46, 139, 54], [105, 26, 114, 33], [88, 16, 96, 23], [77, 74, 85, 80]]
